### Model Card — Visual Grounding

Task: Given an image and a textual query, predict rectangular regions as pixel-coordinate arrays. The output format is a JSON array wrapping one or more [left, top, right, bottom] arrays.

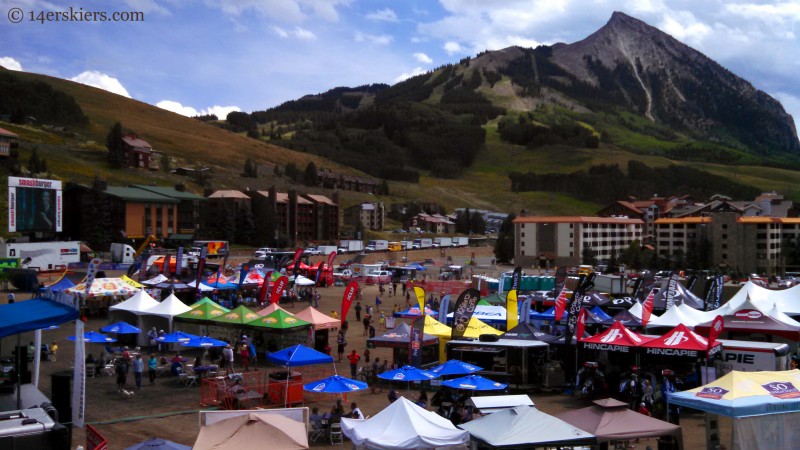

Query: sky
[[1, 0, 800, 129]]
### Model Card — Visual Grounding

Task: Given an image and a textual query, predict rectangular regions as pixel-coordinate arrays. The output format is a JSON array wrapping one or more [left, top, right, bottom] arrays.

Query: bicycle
[[355, 366, 373, 382]]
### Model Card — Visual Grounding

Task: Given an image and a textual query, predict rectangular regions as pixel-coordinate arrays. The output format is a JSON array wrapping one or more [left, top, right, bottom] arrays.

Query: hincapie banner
[[451, 288, 480, 340]]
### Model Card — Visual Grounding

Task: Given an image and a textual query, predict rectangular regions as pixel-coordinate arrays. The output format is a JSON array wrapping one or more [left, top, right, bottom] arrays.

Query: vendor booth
[[294, 307, 340, 353], [669, 370, 800, 450], [461, 405, 596, 449], [341, 397, 469, 449], [367, 322, 439, 367], [446, 338, 549, 388], [108, 289, 160, 346]]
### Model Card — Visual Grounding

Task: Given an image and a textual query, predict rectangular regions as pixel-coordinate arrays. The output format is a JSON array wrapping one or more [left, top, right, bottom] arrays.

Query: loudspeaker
[[50, 371, 72, 424], [479, 334, 500, 342], [15, 346, 30, 384]]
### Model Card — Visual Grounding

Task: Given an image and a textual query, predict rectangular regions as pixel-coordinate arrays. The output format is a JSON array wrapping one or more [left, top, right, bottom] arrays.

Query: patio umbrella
[[101, 321, 141, 334], [67, 331, 116, 343], [429, 360, 483, 377], [442, 374, 507, 391], [157, 331, 199, 343], [268, 344, 335, 407], [378, 365, 436, 382], [304, 375, 368, 393], [181, 336, 228, 348], [124, 438, 191, 450]]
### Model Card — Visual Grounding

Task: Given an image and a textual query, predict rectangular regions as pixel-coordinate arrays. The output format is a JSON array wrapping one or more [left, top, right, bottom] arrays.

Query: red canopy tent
[[641, 323, 722, 359], [580, 321, 651, 353]]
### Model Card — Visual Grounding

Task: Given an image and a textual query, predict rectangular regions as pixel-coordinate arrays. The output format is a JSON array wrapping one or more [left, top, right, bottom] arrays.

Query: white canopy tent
[[459, 406, 596, 449], [140, 274, 169, 286], [341, 397, 469, 449], [645, 303, 701, 329], [466, 395, 534, 414], [141, 292, 193, 333], [290, 275, 316, 286], [721, 281, 800, 315], [109, 289, 160, 346]]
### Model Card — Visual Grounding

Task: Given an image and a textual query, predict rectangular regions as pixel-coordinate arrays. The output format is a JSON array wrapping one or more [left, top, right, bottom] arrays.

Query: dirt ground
[[0, 248, 726, 449]]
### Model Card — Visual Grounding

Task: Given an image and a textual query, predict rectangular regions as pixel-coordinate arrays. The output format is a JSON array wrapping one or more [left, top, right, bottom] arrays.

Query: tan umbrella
[[194, 413, 308, 450]]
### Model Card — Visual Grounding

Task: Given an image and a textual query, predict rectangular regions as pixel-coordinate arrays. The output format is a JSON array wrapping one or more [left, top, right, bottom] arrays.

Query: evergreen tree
[[304, 161, 318, 186], [622, 240, 643, 270], [608, 248, 618, 273], [456, 208, 471, 234], [470, 211, 486, 235], [493, 213, 516, 264], [379, 179, 390, 196], [581, 243, 597, 266], [235, 206, 256, 245], [160, 153, 171, 173], [82, 177, 113, 250], [106, 122, 125, 168]]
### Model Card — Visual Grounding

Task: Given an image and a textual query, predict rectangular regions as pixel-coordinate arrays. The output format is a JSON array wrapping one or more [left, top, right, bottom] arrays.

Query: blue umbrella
[[378, 365, 436, 382], [101, 321, 141, 334], [157, 331, 199, 343], [429, 360, 483, 377], [303, 375, 367, 393], [67, 331, 116, 343], [441, 374, 507, 391], [181, 336, 228, 348], [267, 344, 334, 367], [124, 438, 191, 450]]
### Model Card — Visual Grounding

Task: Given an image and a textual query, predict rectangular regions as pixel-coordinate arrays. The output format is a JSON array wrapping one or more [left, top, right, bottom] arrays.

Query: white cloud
[[0, 57, 22, 71], [294, 27, 317, 40], [366, 8, 398, 22], [355, 32, 392, 45], [123, 0, 171, 16], [658, 12, 712, 46], [70, 71, 131, 98], [208, 0, 350, 23], [273, 26, 316, 40], [272, 26, 289, 38], [725, 2, 800, 24], [413, 52, 433, 64], [443, 41, 463, 55], [394, 67, 426, 83], [156, 100, 240, 119]]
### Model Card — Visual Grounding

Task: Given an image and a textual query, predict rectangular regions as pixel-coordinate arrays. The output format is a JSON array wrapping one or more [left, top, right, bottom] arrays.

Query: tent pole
[[16, 333, 22, 410]]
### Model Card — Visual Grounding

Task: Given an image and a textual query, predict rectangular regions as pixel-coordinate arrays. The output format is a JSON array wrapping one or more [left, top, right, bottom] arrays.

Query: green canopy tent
[[189, 297, 231, 313], [246, 309, 312, 349], [210, 305, 260, 325], [481, 292, 507, 306], [175, 301, 231, 337]]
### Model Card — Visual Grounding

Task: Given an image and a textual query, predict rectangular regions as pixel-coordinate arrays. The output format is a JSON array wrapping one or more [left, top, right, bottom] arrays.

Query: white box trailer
[[714, 339, 791, 375], [1, 241, 81, 271]]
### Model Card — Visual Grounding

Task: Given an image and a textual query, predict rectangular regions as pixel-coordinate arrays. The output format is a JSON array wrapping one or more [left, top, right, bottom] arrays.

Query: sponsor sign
[[451, 288, 480, 340], [696, 387, 729, 400], [583, 343, 630, 352], [646, 348, 699, 357], [762, 382, 800, 399], [734, 309, 763, 320]]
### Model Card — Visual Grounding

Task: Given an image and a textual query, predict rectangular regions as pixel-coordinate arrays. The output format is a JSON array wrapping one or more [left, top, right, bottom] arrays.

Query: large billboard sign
[[8, 177, 62, 233]]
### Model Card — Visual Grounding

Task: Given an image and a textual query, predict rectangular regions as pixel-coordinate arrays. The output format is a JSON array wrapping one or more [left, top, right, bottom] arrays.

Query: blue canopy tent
[[304, 375, 368, 393], [530, 306, 561, 321], [404, 263, 427, 271], [393, 306, 437, 318], [429, 360, 482, 377], [39, 277, 76, 294], [441, 374, 508, 391], [101, 321, 141, 334], [586, 305, 614, 326], [0, 298, 78, 339], [268, 344, 335, 406]]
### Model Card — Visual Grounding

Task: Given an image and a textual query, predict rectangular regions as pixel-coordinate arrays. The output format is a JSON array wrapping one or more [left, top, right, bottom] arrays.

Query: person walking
[[148, 353, 158, 386], [115, 359, 128, 391], [362, 314, 371, 336], [223, 344, 235, 374], [336, 331, 346, 362], [132, 354, 144, 389], [354, 302, 362, 321], [348, 350, 361, 378], [239, 341, 250, 372]]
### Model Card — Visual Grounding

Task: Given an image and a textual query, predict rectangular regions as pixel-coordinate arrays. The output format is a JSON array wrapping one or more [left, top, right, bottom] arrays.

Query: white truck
[[317, 245, 338, 256], [452, 237, 469, 247], [433, 237, 452, 248], [110, 243, 137, 264], [339, 240, 364, 253], [412, 238, 433, 249], [714, 339, 791, 375], [400, 240, 414, 250], [1, 241, 81, 272], [366, 240, 389, 252]]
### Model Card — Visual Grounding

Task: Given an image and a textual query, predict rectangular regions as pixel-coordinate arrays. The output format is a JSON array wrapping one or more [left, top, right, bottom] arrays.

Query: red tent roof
[[580, 322, 651, 351], [641, 323, 721, 358]]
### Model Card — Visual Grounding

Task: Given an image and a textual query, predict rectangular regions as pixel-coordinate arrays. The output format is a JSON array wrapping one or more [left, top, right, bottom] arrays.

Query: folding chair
[[308, 423, 325, 442], [86, 363, 96, 378], [329, 423, 343, 445]]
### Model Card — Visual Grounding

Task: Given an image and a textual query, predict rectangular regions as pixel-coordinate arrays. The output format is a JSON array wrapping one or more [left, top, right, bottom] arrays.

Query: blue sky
[[2, 0, 800, 130]]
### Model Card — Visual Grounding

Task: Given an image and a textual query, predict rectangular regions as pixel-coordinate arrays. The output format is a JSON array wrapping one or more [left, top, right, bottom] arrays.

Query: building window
[[722, 224, 728, 229], [722, 253, 728, 259], [521, 232, 525, 238], [722, 234, 727, 239], [722, 244, 727, 249]]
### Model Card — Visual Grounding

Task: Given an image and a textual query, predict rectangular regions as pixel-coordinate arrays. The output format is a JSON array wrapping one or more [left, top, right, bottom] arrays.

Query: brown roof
[[655, 217, 711, 224], [121, 135, 152, 150], [514, 216, 644, 225], [737, 217, 800, 224], [304, 194, 336, 206], [0, 127, 18, 138], [208, 190, 251, 199]]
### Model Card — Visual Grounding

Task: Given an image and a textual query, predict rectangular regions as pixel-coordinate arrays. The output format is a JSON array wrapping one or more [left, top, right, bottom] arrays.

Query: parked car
[[254, 247, 276, 258], [304, 248, 321, 255]]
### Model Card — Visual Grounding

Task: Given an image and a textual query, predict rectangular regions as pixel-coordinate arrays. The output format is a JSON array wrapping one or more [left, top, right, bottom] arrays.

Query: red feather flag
[[270, 275, 289, 305], [341, 281, 360, 320]]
